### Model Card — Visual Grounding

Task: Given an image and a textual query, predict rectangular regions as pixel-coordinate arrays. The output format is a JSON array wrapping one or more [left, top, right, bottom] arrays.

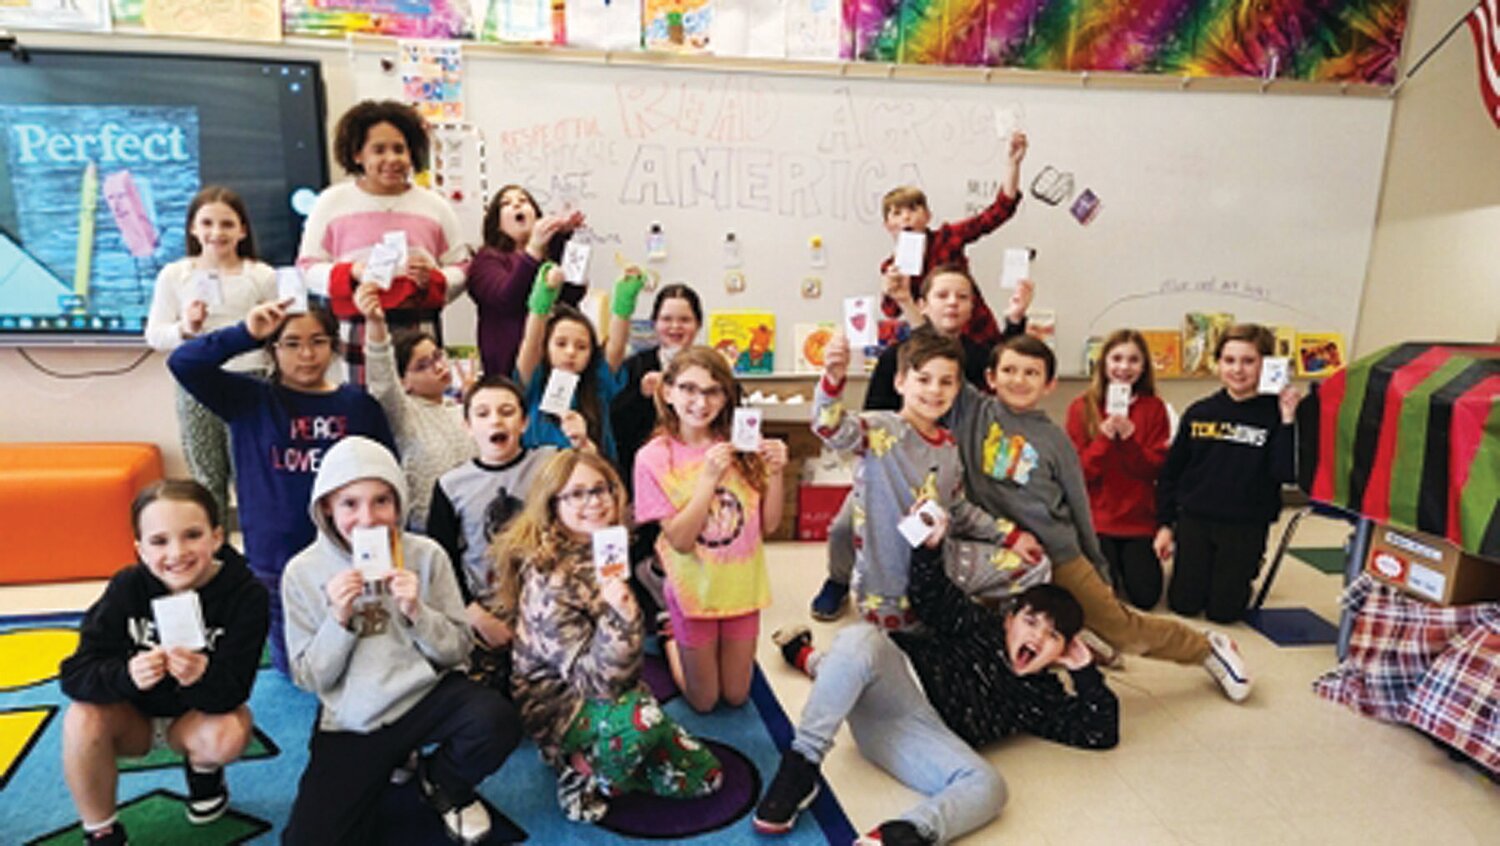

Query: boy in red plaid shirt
[[880, 131, 1029, 348]]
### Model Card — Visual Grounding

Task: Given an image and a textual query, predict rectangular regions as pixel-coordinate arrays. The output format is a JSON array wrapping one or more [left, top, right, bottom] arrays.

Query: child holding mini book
[[811, 329, 1044, 633], [496, 450, 722, 823], [515, 263, 642, 461], [355, 282, 475, 533], [878, 131, 1029, 347], [1066, 329, 1172, 609], [144, 187, 278, 520], [633, 347, 788, 712], [60, 480, 269, 846], [427, 374, 564, 690], [949, 334, 1254, 701], [280, 437, 520, 846], [1155, 323, 1300, 624]]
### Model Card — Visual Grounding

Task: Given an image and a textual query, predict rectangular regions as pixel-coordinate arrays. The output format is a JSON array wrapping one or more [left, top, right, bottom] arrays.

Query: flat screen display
[[0, 49, 327, 343]]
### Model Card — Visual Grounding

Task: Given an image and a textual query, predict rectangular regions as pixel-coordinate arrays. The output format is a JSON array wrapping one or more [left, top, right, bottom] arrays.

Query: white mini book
[[152, 591, 207, 650], [540, 369, 580, 416], [382, 231, 409, 266], [276, 267, 308, 314], [843, 296, 877, 347], [592, 525, 630, 582], [894, 231, 926, 277], [1259, 357, 1291, 394], [732, 407, 763, 452], [1106, 382, 1132, 417], [351, 525, 394, 579], [898, 500, 946, 548], [191, 270, 224, 307], [999, 248, 1030, 289], [561, 240, 591, 285], [364, 243, 401, 290]]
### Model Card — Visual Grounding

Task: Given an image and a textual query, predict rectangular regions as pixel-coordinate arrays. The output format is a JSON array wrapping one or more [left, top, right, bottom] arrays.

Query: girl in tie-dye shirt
[[633, 347, 788, 713]]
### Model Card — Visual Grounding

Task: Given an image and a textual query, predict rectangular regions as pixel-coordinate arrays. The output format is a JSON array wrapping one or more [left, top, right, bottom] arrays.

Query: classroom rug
[[1290, 547, 1351, 575], [0, 611, 855, 845], [1244, 607, 1339, 646]]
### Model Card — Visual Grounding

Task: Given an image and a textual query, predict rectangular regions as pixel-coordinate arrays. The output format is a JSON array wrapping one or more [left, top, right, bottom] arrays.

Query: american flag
[[1469, 0, 1500, 128]]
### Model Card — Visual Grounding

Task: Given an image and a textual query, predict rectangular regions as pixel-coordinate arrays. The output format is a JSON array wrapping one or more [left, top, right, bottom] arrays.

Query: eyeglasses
[[275, 336, 333, 354], [554, 481, 615, 508], [409, 349, 447, 374], [673, 381, 726, 402]]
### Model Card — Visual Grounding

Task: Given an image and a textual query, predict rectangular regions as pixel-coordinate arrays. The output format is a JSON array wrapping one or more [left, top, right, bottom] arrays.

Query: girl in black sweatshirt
[[59, 480, 269, 846]]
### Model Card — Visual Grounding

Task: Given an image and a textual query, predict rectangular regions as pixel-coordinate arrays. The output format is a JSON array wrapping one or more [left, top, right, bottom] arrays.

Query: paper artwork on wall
[[644, 0, 712, 52], [711, 0, 787, 59], [143, 0, 281, 41], [400, 40, 465, 121], [484, 0, 553, 42], [426, 122, 489, 247], [283, 0, 473, 38], [0, 0, 111, 31], [785, 0, 840, 60], [564, 0, 643, 50]]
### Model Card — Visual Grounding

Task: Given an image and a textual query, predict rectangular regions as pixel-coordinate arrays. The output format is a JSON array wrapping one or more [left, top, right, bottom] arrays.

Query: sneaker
[[83, 822, 128, 845], [1204, 630, 1252, 702], [390, 749, 419, 785], [183, 763, 228, 825], [752, 749, 820, 835], [856, 820, 934, 846], [772, 625, 813, 670], [810, 578, 850, 622], [419, 757, 492, 844], [556, 765, 609, 823]]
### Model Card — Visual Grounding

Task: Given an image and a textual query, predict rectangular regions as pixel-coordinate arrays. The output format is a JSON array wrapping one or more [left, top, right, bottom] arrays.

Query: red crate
[[796, 484, 851, 541]]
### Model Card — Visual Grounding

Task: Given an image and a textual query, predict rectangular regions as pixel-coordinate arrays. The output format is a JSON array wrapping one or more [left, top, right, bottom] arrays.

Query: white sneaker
[[1204, 630, 1251, 702], [440, 798, 492, 845], [390, 749, 419, 785]]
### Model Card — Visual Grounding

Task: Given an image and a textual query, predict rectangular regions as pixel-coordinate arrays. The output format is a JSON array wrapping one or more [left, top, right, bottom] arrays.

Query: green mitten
[[612, 271, 648, 318], [528, 261, 562, 315]]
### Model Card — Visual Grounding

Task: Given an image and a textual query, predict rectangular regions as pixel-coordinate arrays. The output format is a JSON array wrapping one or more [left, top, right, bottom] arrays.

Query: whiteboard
[[352, 56, 1393, 375]]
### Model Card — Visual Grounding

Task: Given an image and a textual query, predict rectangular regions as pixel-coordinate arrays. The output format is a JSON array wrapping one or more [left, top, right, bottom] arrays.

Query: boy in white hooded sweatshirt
[[280, 436, 520, 845]]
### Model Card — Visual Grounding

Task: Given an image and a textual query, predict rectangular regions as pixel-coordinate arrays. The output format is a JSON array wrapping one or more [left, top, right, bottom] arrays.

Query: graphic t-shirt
[[633, 435, 769, 618]]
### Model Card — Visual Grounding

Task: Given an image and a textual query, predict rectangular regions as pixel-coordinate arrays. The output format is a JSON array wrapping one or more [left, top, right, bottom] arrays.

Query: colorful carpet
[[0, 611, 854, 844]]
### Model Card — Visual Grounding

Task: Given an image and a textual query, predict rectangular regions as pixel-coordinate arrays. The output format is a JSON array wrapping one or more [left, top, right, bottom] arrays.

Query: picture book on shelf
[[708, 310, 775, 374]]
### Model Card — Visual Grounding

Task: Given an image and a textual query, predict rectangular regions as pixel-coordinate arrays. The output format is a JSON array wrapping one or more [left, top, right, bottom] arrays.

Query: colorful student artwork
[[1140, 329, 1183, 378], [0, 0, 111, 31], [282, 0, 472, 38], [481, 0, 555, 42], [708, 310, 775, 374], [399, 40, 465, 121], [1182, 311, 1234, 376], [843, 0, 1406, 84], [795, 322, 836, 373], [142, 0, 281, 41], [644, 0, 713, 52]]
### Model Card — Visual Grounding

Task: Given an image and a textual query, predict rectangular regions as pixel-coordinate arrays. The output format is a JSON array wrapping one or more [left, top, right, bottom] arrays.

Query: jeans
[[791, 623, 1005, 844]]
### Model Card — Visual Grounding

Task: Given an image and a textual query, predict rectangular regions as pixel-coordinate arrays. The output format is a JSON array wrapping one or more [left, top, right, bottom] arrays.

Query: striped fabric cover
[[1299, 343, 1500, 558]]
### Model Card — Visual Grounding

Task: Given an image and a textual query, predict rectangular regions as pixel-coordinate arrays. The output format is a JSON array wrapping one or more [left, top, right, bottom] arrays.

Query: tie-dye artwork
[[847, 0, 1407, 85], [283, 0, 473, 37]]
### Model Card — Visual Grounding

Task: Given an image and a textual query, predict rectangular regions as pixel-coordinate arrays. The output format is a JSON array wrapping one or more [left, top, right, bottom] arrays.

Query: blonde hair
[[652, 346, 767, 493], [1083, 329, 1157, 439], [488, 450, 628, 620]]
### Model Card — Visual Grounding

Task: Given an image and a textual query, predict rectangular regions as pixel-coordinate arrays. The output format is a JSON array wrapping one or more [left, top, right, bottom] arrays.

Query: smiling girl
[[168, 300, 395, 673], [1065, 329, 1171, 610], [60, 480, 269, 846], [145, 187, 278, 520], [297, 100, 469, 385]]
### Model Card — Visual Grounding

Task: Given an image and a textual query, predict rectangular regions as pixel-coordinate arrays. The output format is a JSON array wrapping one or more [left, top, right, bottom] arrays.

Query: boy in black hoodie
[[60, 480, 269, 846]]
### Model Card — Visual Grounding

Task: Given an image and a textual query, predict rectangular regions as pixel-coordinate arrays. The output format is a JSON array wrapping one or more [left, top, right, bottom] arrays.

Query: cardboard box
[[796, 484, 851, 541], [1365, 524, 1500, 606]]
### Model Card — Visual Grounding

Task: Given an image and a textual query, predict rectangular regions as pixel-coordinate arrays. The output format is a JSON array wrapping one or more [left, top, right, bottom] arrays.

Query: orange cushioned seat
[[0, 443, 163, 585]]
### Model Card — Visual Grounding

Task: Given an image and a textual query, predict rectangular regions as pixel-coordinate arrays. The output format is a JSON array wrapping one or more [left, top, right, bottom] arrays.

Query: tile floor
[[3, 511, 1496, 844]]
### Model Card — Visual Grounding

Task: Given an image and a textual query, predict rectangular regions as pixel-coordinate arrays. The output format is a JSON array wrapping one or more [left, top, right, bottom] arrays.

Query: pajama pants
[[560, 688, 721, 800]]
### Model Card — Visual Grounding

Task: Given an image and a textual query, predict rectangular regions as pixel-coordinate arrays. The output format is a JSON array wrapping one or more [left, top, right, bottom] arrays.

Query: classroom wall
[[3, 0, 1497, 475]]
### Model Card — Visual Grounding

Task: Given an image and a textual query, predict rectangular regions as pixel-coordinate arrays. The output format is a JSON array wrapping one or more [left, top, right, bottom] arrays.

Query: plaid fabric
[[1314, 576, 1496, 721], [878, 191, 1020, 348], [1402, 619, 1500, 775]]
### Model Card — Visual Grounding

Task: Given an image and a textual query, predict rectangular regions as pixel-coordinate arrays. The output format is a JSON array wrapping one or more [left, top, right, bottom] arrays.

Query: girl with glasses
[[633, 347, 788, 713], [168, 299, 396, 674], [493, 451, 722, 823]]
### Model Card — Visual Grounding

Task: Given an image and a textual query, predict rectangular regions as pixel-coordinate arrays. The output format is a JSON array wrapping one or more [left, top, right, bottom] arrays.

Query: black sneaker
[[83, 822, 128, 845], [771, 625, 813, 670], [752, 749, 820, 835], [184, 763, 228, 825], [856, 820, 935, 845]]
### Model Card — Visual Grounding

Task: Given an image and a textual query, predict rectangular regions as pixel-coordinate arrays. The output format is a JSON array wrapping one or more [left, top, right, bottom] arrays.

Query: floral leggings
[[560, 688, 722, 800]]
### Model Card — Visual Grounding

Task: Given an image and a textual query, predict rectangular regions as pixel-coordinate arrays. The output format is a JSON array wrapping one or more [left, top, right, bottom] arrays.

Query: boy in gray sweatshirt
[[280, 436, 521, 845], [949, 335, 1252, 702]]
